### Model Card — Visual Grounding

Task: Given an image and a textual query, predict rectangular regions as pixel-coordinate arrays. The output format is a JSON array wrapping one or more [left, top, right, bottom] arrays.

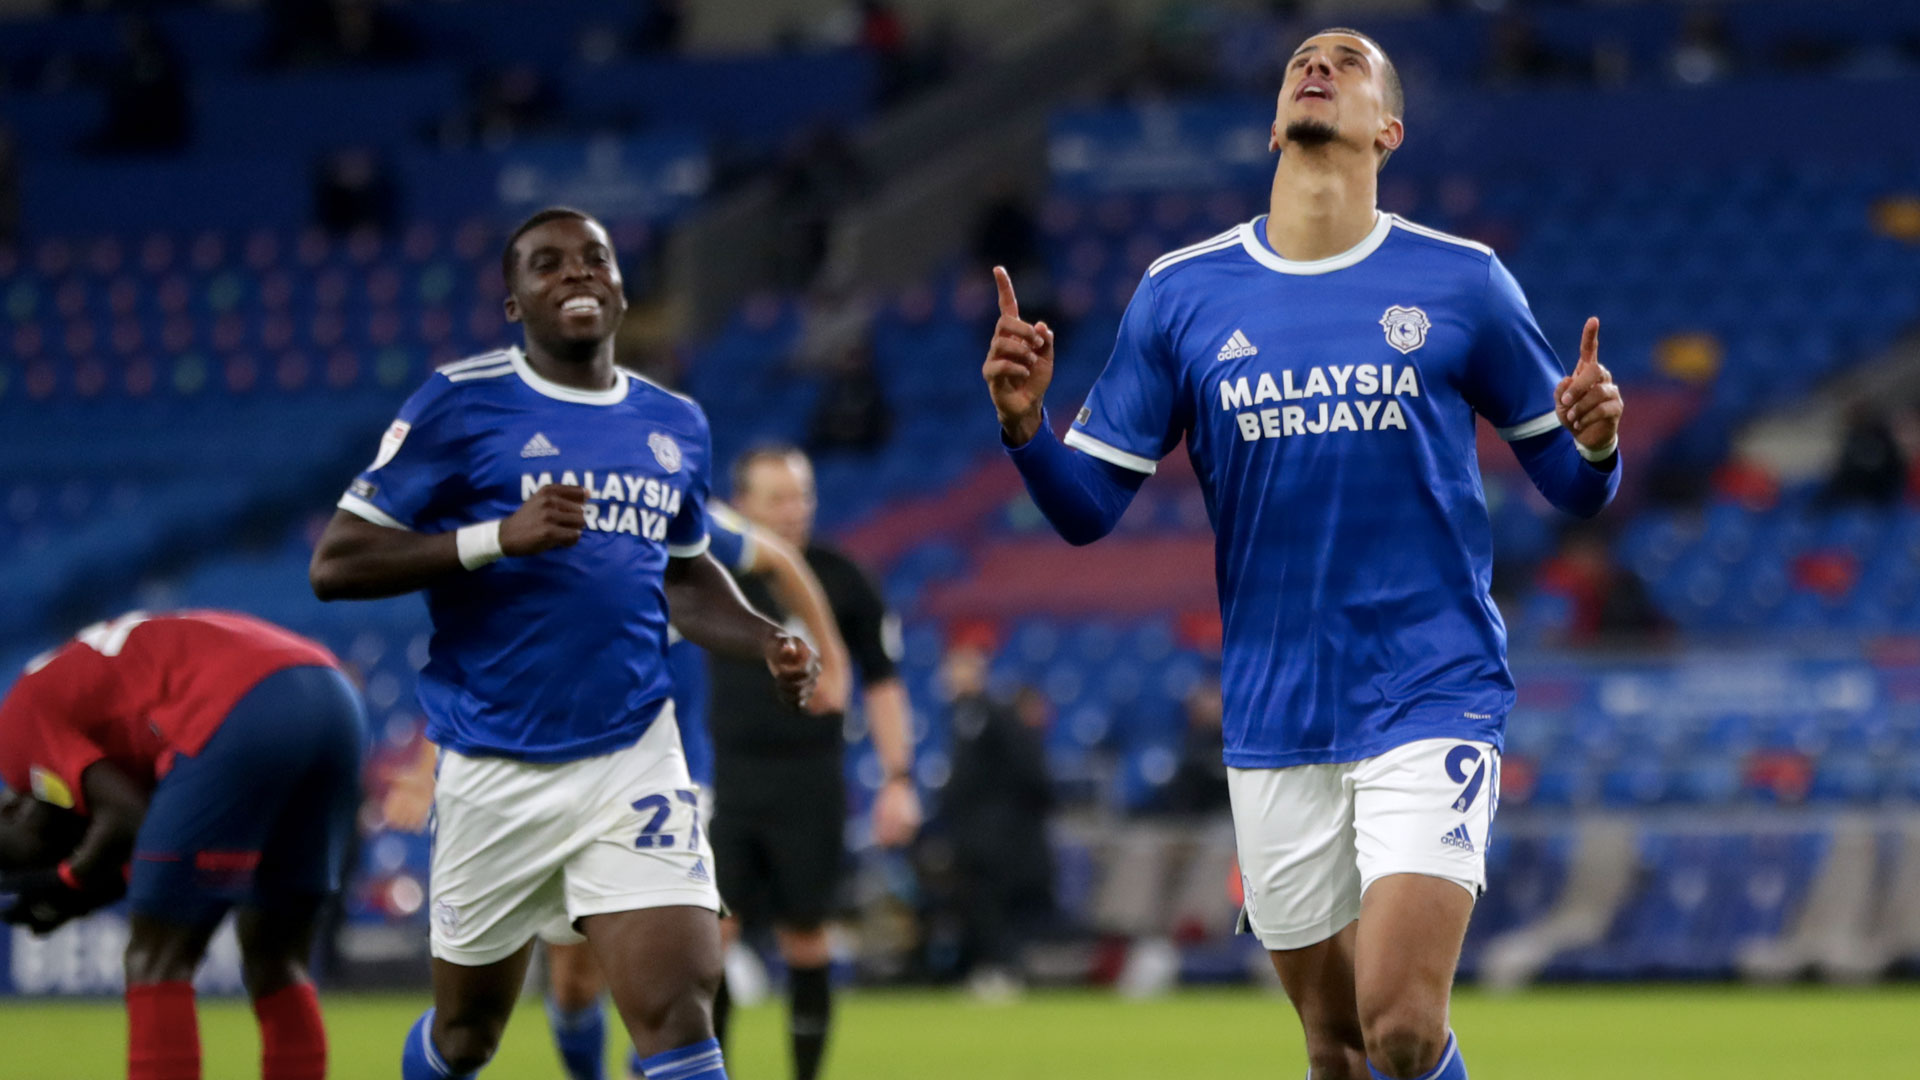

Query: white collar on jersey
[[1238, 211, 1393, 276], [509, 345, 630, 405]]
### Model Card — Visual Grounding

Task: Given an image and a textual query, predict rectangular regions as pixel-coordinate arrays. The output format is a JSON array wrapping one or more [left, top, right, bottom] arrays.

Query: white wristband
[[1575, 435, 1619, 463], [455, 520, 505, 570]]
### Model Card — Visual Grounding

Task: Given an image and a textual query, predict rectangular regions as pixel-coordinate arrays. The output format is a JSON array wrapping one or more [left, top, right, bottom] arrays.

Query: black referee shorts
[[711, 755, 847, 930]]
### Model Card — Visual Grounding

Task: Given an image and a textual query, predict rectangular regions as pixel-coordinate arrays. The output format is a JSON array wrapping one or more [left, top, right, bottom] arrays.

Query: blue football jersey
[[338, 347, 713, 763], [1067, 214, 1569, 768], [667, 502, 756, 786]]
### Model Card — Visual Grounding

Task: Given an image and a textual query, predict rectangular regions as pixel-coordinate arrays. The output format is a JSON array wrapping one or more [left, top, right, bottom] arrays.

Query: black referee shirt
[[708, 541, 899, 760]]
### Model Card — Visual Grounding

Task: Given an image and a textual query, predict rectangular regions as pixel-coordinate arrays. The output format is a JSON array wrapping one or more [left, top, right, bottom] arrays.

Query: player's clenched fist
[[1556, 317, 1623, 454], [501, 483, 589, 556], [764, 633, 820, 711], [982, 266, 1056, 447]]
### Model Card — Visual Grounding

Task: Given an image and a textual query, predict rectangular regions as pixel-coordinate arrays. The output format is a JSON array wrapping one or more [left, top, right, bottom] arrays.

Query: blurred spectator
[[1486, 15, 1572, 85], [807, 344, 893, 455], [1088, 677, 1237, 996], [1535, 525, 1672, 647], [793, 270, 891, 457], [441, 65, 564, 148], [631, 0, 688, 55], [771, 128, 871, 287], [263, 0, 423, 69], [1668, 8, 1737, 85], [939, 648, 1054, 997], [856, 1, 912, 103], [858, 0, 907, 56], [313, 148, 399, 236], [0, 126, 17, 244], [971, 183, 1062, 332], [1161, 677, 1228, 816], [791, 270, 875, 373], [90, 17, 190, 155], [1822, 406, 1909, 507], [972, 184, 1039, 273]]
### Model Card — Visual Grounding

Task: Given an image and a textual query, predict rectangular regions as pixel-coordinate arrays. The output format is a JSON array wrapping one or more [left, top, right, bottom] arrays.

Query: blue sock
[[402, 1009, 477, 1080], [1368, 1030, 1466, 1080], [635, 1037, 727, 1080], [547, 995, 607, 1080], [627, 1047, 647, 1079]]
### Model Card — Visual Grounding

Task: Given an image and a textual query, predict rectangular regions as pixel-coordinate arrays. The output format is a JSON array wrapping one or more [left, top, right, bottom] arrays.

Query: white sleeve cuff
[[668, 533, 712, 559], [1495, 411, 1562, 441], [338, 493, 411, 531], [1576, 435, 1619, 462], [1062, 429, 1159, 474]]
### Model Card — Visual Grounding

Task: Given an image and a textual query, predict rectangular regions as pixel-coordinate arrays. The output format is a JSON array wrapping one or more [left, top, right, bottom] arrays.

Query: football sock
[[636, 1037, 728, 1080], [628, 1046, 648, 1080], [788, 965, 832, 1080], [254, 982, 327, 1080], [711, 976, 732, 1048], [1368, 1030, 1466, 1080], [546, 994, 607, 1080], [128, 981, 201, 1080], [402, 1008, 477, 1080]]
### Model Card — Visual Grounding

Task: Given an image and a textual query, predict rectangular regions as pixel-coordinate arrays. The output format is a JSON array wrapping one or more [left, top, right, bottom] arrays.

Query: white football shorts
[[429, 703, 720, 966], [1230, 737, 1500, 951]]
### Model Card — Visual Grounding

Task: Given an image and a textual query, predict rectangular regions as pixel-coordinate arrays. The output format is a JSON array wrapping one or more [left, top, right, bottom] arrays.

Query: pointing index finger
[[1576, 317, 1600, 374], [993, 266, 1020, 320]]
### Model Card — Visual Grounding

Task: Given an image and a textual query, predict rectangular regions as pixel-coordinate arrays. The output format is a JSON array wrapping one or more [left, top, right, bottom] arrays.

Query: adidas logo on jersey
[[687, 858, 711, 885], [520, 432, 560, 458], [1440, 824, 1475, 853], [1217, 329, 1259, 361]]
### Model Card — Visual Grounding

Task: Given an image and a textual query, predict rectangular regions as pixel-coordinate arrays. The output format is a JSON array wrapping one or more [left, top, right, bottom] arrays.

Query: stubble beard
[[1283, 118, 1341, 149]]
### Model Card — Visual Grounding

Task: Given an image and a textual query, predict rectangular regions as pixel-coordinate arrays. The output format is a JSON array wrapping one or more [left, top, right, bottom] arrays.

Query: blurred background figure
[[89, 17, 189, 155], [312, 147, 398, 237], [1822, 406, 1909, 507], [938, 645, 1054, 999], [1090, 677, 1236, 998]]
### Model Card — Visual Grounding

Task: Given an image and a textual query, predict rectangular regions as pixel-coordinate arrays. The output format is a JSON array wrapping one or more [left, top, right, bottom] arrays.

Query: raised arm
[[665, 552, 818, 710], [746, 527, 852, 714], [1510, 318, 1621, 519], [983, 267, 1149, 545], [309, 485, 589, 601]]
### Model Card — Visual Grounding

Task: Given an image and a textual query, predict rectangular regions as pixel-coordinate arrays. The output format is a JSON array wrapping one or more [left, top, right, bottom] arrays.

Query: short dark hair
[[1313, 27, 1403, 119], [500, 206, 596, 286], [731, 442, 808, 498]]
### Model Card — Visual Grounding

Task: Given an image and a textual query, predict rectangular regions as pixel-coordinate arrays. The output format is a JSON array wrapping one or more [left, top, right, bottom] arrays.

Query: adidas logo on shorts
[[1440, 824, 1475, 853], [687, 858, 711, 884], [1216, 329, 1259, 361], [520, 431, 560, 458]]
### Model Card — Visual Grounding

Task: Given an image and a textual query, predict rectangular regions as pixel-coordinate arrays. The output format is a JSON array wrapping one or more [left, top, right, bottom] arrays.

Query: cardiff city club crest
[[1379, 305, 1431, 355], [648, 432, 682, 473]]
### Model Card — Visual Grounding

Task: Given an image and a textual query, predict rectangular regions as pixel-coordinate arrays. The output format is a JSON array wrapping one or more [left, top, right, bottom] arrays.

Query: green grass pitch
[[3, 986, 1917, 1078]]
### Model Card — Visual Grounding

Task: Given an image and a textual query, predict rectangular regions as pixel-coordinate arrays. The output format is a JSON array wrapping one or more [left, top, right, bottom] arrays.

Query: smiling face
[[1271, 30, 1404, 168], [503, 215, 628, 354]]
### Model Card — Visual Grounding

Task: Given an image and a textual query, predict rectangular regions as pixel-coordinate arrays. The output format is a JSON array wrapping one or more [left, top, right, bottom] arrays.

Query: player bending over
[[311, 207, 816, 1080], [0, 609, 366, 1080], [982, 29, 1623, 1080]]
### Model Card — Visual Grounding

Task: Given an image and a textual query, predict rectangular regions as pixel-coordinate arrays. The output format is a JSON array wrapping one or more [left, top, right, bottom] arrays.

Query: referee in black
[[708, 444, 921, 1080]]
